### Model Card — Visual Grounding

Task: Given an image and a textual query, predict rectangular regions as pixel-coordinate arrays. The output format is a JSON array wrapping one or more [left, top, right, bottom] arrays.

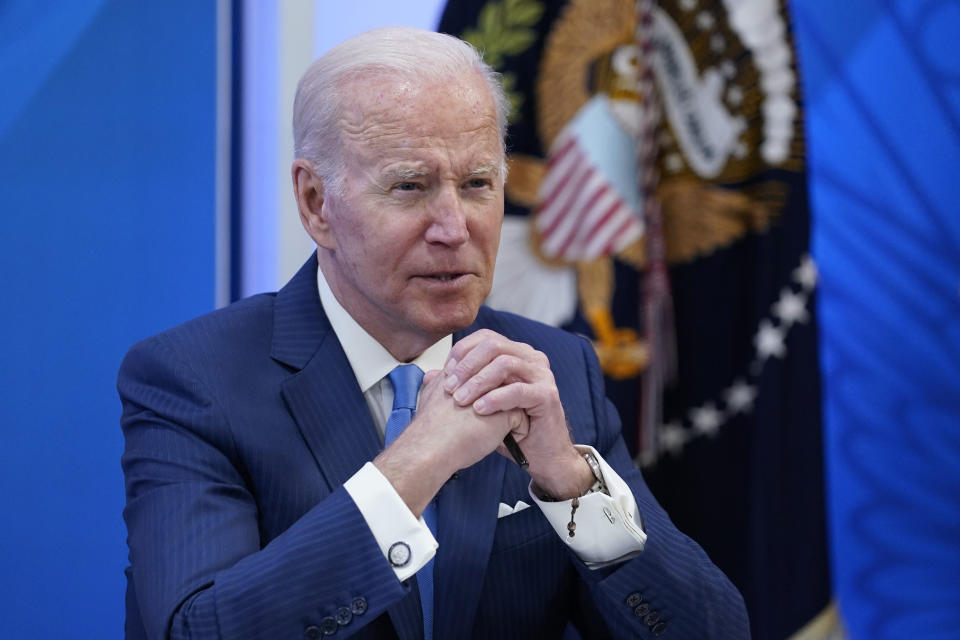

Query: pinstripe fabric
[[120, 254, 749, 639], [383, 365, 435, 640]]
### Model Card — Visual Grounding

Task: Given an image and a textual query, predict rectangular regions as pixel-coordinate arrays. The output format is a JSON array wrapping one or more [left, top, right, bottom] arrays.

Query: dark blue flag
[[439, 1, 832, 637]]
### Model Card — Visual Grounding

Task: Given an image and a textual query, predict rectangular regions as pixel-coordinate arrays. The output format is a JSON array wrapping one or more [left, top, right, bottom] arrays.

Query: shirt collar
[[317, 263, 451, 393]]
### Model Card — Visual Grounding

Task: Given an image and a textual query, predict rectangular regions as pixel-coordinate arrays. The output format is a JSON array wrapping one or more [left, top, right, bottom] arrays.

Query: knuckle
[[521, 384, 537, 407], [477, 329, 498, 346], [471, 368, 492, 389], [544, 368, 557, 386], [494, 353, 520, 371]]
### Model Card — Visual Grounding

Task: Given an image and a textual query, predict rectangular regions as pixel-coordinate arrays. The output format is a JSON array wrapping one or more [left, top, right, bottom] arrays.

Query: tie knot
[[388, 364, 424, 411]]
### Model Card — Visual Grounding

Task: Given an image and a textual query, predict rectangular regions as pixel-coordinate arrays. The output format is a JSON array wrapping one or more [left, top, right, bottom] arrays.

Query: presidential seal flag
[[439, 0, 833, 638]]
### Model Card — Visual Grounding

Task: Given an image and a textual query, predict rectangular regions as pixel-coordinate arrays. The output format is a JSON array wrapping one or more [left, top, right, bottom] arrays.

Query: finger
[[507, 408, 530, 437], [445, 329, 500, 367], [445, 330, 530, 379], [443, 331, 503, 385], [472, 381, 549, 416], [451, 354, 541, 406], [494, 410, 530, 460], [492, 407, 529, 436], [444, 335, 541, 394], [422, 369, 442, 386]]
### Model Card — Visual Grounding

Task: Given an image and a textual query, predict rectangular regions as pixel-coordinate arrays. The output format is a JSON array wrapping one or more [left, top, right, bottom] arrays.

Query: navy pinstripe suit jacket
[[119, 255, 749, 639]]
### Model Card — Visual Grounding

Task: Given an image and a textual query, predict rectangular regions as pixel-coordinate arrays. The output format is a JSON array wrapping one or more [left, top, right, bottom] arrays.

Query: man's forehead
[[333, 72, 502, 175], [337, 71, 498, 139]]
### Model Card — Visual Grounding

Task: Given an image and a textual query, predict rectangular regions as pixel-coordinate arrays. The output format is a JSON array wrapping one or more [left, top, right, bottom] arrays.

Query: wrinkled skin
[[292, 70, 591, 514]]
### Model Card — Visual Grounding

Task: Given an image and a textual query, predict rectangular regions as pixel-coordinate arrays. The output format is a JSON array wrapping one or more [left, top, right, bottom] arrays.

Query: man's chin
[[413, 302, 482, 337], [422, 313, 479, 337]]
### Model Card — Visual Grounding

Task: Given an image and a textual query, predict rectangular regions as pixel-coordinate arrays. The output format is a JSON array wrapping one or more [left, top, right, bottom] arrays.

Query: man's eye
[[394, 182, 419, 191], [465, 178, 491, 189]]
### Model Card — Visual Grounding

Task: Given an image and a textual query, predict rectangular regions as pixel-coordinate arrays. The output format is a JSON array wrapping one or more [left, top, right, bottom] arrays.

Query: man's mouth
[[420, 272, 470, 283]]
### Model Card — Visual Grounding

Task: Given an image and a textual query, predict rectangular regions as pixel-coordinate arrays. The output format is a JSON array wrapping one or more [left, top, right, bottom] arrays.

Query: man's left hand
[[443, 329, 593, 500]]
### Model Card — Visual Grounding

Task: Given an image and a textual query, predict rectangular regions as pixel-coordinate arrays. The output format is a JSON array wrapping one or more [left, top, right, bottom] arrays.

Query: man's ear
[[292, 159, 336, 250]]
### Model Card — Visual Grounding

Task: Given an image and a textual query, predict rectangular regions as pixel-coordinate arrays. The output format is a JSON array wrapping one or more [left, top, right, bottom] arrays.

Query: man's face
[[314, 72, 504, 358]]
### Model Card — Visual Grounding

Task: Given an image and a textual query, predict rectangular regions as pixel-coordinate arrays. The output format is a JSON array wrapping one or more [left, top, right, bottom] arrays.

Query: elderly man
[[119, 27, 748, 640]]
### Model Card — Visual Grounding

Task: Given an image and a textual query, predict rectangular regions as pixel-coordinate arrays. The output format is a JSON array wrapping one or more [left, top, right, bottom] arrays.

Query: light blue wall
[[239, 0, 448, 297], [0, 2, 217, 637]]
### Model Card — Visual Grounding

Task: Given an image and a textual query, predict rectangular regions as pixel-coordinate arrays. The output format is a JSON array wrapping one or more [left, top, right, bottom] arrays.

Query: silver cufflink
[[388, 541, 411, 568]]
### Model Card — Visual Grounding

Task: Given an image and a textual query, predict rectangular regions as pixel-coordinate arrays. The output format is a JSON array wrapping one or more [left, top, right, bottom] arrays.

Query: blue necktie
[[383, 364, 436, 640]]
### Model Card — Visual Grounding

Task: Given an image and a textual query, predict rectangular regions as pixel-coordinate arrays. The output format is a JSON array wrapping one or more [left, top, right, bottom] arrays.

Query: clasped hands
[[375, 330, 593, 517]]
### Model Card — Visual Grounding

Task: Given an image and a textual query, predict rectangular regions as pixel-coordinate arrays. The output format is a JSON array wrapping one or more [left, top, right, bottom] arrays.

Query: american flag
[[535, 127, 643, 261]]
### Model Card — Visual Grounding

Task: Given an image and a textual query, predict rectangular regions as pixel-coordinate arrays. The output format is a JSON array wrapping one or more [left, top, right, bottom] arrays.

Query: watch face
[[388, 541, 411, 568]]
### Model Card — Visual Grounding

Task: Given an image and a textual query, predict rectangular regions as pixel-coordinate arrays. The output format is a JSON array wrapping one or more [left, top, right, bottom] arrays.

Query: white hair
[[293, 26, 510, 195]]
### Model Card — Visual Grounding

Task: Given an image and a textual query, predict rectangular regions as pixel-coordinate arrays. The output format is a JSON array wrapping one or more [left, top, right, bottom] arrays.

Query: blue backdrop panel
[[0, 2, 217, 637], [793, 1, 960, 637]]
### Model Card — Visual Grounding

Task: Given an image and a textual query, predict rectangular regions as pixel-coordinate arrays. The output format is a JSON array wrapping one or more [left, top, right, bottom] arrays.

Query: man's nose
[[424, 187, 469, 246]]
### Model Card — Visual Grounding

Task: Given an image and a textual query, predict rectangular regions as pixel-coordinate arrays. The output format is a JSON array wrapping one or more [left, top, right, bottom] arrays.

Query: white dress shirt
[[318, 267, 647, 581]]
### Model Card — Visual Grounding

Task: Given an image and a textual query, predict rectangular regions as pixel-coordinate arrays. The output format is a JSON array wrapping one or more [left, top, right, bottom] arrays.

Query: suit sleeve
[[119, 335, 407, 640], [570, 337, 752, 639]]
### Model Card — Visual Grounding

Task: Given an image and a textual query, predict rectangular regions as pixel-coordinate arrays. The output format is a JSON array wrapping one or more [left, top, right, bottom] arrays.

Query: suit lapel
[[273, 255, 382, 489], [279, 331, 382, 491], [272, 255, 424, 640]]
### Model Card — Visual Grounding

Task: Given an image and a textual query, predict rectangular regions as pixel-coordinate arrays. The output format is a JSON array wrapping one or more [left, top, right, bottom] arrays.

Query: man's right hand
[[372, 369, 527, 517]]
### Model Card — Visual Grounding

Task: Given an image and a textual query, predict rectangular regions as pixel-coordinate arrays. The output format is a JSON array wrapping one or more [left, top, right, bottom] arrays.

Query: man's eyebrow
[[466, 163, 500, 178], [381, 166, 430, 181]]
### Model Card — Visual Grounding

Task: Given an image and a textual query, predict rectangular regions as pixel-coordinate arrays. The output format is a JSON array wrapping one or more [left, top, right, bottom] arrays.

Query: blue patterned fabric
[[119, 254, 749, 639], [792, 1, 960, 637], [384, 365, 425, 447], [383, 364, 435, 640]]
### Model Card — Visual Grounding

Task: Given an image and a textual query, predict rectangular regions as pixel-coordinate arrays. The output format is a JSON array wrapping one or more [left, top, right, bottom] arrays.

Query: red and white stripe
[[534, 130, 642, 262]]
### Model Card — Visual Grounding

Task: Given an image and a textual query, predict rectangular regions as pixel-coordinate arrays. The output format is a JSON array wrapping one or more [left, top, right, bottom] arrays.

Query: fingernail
[[444, 357, 457, 374], [473, 398, 487, 413], [443, 375, 459, 392], [454, 387, 469, 403]]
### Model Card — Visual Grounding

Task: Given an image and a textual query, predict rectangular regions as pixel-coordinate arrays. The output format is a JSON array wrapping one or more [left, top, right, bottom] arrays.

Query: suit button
[[351, 597, 368, 615], [336, 606, 353, 626], [633, 603, 650, 617], [644, 611, 661, 626], [305, 625, 321, 639], [651, 621, 668, 636], [625, 592, 643, 608], [320, 616, 338, 636]]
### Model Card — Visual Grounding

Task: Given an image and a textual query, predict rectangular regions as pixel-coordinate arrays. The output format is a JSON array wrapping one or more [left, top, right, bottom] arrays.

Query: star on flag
[[793, 255, 818, 290], [755, 320, 787, 359], [690, 403, 723, 437], [773, 288, 809, 326], [724, 379, 757, 414]]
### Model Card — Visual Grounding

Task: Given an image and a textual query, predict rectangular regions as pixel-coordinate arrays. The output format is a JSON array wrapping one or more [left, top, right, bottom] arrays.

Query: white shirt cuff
[[528, 445, 647, 568], [344, 462, 438, 581]]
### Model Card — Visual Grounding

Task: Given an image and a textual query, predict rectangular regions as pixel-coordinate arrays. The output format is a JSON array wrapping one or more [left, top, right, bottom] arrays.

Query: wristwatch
[[582, 451, 608, 495]]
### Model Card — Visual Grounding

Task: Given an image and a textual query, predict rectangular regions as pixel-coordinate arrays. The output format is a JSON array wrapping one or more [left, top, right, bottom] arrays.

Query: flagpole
[[634, 0, 677, 466]]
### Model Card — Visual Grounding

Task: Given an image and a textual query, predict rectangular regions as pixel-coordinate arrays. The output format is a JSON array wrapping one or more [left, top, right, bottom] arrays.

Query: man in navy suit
[[119, 27, 749, 639]]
